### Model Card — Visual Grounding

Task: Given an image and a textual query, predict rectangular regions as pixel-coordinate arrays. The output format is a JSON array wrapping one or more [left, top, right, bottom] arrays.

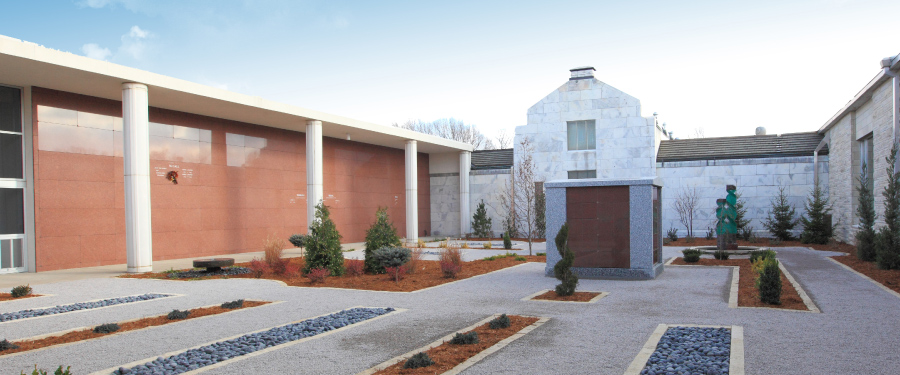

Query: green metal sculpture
[[716, 185, 738, 250]]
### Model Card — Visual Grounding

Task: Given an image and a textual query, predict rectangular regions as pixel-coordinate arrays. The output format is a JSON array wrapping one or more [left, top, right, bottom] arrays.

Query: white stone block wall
[[825, 78, 894, 244], [516, 78, 657, 183], [658, 156, 828, 238], [469, 170, 512, 238], [429, 170, 511, 238], [429, 174, 460, 237]]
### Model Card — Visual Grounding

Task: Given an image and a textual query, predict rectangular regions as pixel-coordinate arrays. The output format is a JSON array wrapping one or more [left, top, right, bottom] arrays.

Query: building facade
[[0, 35, 474, 273]]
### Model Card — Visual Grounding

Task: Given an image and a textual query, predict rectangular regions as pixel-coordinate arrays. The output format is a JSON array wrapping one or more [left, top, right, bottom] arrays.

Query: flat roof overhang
[[0, 35, 473, 154]]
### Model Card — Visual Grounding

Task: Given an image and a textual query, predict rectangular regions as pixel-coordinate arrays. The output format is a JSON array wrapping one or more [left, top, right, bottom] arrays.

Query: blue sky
[[2, 0, 899, 141]]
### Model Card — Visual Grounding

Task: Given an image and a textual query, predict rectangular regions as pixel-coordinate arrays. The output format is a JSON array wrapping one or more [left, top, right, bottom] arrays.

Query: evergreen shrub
[[403, 353, 434, 369], [305, 203, 345, 276], [363, 207, 401, 274], [553, 223, 578, 296]]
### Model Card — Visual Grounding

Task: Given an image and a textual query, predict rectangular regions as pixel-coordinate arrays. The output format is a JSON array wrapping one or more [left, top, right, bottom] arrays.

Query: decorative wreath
[[166, 171, 178, 185]]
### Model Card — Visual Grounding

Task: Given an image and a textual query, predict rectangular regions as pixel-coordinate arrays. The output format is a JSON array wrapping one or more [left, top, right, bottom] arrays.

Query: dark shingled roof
[[657, 132, 828, 162], [472, 148, 513, 170]]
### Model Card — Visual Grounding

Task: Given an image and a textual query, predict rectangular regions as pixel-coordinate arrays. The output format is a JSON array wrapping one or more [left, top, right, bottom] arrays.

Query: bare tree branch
[[512, 137, 541, 255], [392, 118, 496, 150], [496, 129, 513, 149], [673, 186, 701, 237]]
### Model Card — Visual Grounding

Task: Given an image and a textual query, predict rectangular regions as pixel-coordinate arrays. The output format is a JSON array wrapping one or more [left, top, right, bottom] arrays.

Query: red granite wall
[[31, 87, 430, 271]]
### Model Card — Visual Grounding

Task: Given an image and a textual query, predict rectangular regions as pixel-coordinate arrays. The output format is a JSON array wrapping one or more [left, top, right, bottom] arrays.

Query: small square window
[[567, 120, 596, 151]]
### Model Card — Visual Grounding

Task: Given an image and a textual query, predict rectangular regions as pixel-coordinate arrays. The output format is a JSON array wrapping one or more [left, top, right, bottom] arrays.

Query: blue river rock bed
[[0, 293, 172, 323], [167, 267, 251, 279], [114, 307, 395, 375], [641, 326, 731, 375]]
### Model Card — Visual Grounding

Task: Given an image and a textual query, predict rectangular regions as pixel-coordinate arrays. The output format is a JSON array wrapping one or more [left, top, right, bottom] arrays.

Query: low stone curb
[[90, 306, 406, 375], [826, 257, 900, 300], [520, 290, 609, 304], [0, 300, 282, 357], [666, 261, 820, 313], [356, 313, 549, 375], [624, 324, 744, 375]]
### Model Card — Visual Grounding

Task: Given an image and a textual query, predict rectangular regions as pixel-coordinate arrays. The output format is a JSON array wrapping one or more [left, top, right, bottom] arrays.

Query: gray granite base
[[544, 262, 664, 280]]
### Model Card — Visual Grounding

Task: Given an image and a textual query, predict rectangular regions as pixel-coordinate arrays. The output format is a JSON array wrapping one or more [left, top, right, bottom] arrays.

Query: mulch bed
[[121, 256, 546, 293], [830, 245, 900, 295], [670, 258, 808, 310], [464, 237, 546, 243], [373, 315, 539, 375], [0, 301, 270, 356], [0, 293, 43, 302], [532, 291, 600, 302]]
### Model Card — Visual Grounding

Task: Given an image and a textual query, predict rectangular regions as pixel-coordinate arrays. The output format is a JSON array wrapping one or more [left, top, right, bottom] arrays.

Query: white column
[[122, 83, 152, 273], [405, 140, 418, 242], [459, 151, 471, 236], [306, 120, 323, 231]]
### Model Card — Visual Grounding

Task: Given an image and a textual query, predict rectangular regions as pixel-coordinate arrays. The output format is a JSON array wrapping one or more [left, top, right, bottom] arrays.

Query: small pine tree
[[876, 143, 900, 269], [304, 203, 345, 276], [364, 207, 402, 274], [502, 231, 512, 250], [553, 223, 578, 296], [756, 258, 782, 305], [471, 200, 493, 238], [857, 162, 877, 262], [763, 186, 798, 241], [734, 190, 751, 235], [535, 188, 546, 239], [799, 183, 835, 244]]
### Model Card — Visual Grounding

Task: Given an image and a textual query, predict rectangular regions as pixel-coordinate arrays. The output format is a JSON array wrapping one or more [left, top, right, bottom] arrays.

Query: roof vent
[[755, 127, 766, 135], [570, 66, 595, 80]]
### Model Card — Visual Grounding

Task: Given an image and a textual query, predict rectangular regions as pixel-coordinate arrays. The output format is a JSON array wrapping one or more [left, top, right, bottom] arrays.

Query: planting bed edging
[[356, 313, 549, 375], [0, 293, 179, 324], [667, 260, 820, 313], [94, 306, 405, 375], [0, 293, 53, 303], [520, 290, 609, 304], [826, 257, 900, 300], [624, 324, 744, 375], [0, 300, 279, 358]]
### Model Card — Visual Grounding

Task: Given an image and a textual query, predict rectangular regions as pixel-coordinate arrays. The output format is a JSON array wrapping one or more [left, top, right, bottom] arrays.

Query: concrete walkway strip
[[667, 261, 820, 313], [624, 324, 744, 375], [826, 257, 900, 300], [0, 300, 283, 358], [520, 289, 609, 303], [90, 306, 406, 375], [0, 293, 183, 325], [356, 313, 549, 375]]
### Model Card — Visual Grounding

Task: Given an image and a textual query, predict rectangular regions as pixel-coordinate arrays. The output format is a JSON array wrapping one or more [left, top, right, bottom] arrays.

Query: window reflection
[[37, 105, 212, 164], [226, 133, 267, 167]]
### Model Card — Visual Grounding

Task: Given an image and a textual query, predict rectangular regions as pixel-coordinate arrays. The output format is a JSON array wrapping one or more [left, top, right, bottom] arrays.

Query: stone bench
[[192, 258, 235, 272]]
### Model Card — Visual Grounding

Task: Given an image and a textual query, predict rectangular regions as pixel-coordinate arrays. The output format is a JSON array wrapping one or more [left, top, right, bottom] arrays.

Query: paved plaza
[[1, 246, 898, 374]]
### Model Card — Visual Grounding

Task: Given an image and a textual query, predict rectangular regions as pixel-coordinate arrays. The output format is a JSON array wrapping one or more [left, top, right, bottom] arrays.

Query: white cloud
[[81, 43, 112, 60], [119, 25, 152, 60], [80, 25, 153, 62], [79, 0, 113, 8]]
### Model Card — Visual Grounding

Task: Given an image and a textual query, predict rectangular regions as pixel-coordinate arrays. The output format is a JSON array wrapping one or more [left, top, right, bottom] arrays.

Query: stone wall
[[657, 156, 828, 239], [429, 169, 511, 238], [516, 77, 657, 183], [429, 173, 460, 237], [825, 78, 894, 243], [470, 169, 511, 238]]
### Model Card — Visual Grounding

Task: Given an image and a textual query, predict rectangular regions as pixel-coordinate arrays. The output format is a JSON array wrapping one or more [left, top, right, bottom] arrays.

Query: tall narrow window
[[860, 135, 874, 194], [567, 120, 596, 151], [0, 84, 25, 272]]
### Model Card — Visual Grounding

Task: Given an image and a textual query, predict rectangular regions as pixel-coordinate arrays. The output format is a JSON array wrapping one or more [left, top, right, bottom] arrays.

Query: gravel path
[[1, 246, 898, 374]]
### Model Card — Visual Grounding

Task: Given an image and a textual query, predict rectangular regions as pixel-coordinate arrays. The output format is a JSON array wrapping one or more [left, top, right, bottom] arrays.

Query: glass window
[[0, 86, 22, 133], [0, 188, 24, 235], [567, 170, 597, 179], [0, 133, 23, 179], [860, 135, 874, 194], [567, 120, 596, 151]]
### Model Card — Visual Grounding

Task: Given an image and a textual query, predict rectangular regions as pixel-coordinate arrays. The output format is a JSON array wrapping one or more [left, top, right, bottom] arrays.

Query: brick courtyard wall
[[31, 87, 428, 271]]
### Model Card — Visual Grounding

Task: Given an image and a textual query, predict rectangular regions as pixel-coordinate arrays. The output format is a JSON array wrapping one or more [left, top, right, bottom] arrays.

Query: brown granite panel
[[32, 87, 432, 271], [566, 186, 630, 269]]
